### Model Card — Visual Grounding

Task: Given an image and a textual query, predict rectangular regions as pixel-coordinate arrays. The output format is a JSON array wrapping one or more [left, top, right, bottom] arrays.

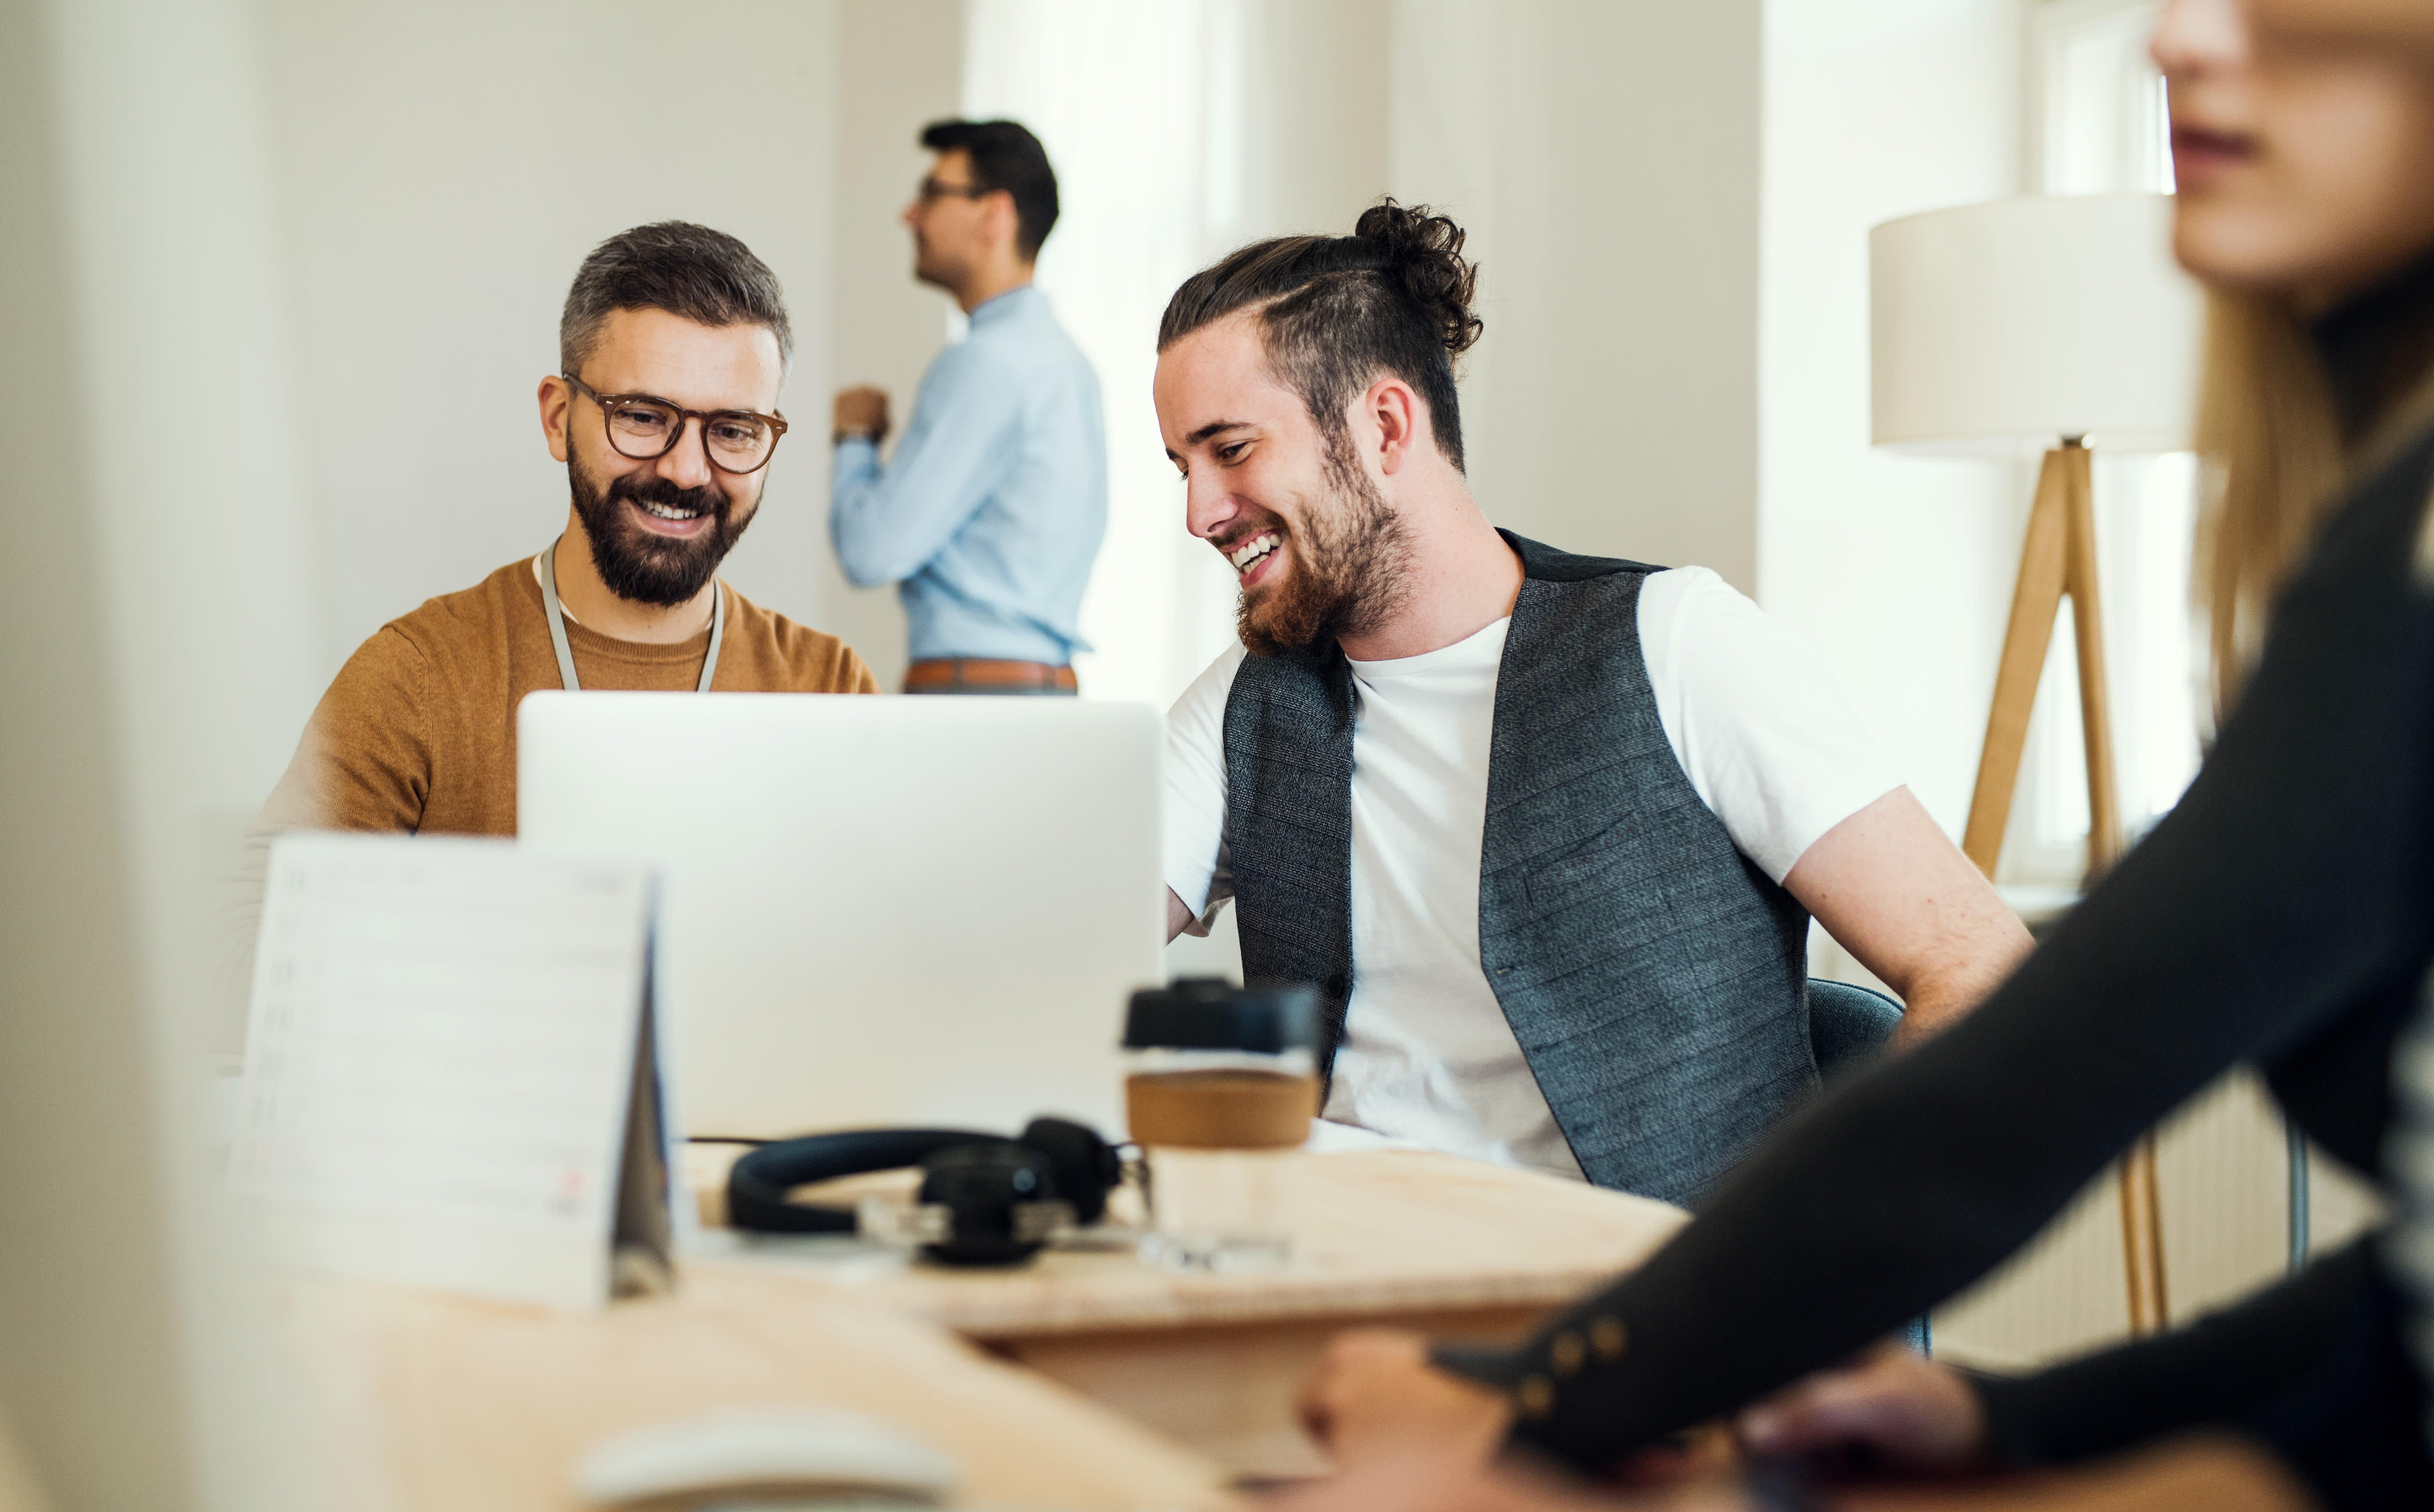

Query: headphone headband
[[726, 1118, 1118, 1266], [727, 1129, 987, 1234]]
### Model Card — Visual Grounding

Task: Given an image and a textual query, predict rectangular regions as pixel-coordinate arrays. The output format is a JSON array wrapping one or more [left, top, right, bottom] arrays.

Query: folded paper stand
[[229, 832, 675, 1309]]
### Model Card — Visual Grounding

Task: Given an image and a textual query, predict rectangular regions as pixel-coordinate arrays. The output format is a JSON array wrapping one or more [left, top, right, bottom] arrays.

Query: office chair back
[[1808, 977, 1905, 1084]]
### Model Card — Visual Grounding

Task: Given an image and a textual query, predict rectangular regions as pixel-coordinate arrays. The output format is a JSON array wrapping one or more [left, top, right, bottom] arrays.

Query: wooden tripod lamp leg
[[1962, 442, 2170, 1336], [1960, 450, 2072, 876], [2054, 444, 2173, 1336], [2060, 442, 2123, 876], [2119, 1136, 2170, 1334]]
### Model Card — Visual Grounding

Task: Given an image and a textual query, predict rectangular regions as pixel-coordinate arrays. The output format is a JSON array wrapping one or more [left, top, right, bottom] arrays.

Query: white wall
[[963, 0, 1248, 707], [5, 0, 339, 1500], [1, 4, 198, 1498], [1757, 0, 2027, 833], [1396, 0, 1764, 591], [825, 0, 965, 693]]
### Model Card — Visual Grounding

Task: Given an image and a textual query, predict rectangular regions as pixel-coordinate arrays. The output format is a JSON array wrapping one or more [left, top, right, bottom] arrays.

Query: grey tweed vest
[[1222, 531, 1817, 1205]]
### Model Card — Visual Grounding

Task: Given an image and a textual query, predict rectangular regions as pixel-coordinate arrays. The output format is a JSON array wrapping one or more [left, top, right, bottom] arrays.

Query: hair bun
[[1353, 199, 1483, 358]]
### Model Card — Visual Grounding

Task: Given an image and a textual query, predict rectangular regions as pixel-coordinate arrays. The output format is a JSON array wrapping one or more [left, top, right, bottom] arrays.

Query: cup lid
[[1123, 977, 1317, 1052]]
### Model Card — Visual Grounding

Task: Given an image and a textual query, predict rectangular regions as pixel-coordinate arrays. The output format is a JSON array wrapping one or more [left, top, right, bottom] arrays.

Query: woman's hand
[[1736, 1344, 1987, 1472], [1296, 1329, 1515, 1470]]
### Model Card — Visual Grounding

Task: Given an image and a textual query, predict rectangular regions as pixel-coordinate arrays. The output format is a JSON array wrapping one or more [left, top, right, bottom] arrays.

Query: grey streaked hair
[[559, 221, 792, 377]]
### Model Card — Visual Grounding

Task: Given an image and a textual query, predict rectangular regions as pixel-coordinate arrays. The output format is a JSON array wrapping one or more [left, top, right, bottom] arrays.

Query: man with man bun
[[1154, 202, 2030, 1205]]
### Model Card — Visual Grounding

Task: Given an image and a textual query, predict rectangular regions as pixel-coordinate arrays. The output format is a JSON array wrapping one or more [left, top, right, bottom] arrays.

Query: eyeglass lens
[[602, 397, 774, 471]]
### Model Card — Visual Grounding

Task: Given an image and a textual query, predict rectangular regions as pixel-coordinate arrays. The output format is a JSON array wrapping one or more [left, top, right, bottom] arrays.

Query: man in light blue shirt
[[831, 119, 1105, 694]]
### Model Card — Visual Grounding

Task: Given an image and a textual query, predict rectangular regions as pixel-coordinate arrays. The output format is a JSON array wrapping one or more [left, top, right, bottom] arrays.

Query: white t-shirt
[[1163, 566, 1902, 1181]]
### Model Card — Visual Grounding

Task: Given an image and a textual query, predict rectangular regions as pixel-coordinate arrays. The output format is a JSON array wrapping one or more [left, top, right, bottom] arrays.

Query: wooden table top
[[268, 1144, 1682, 1510], [268, 1262, 1235, 1511], [691, 1147, 1688, 1339]]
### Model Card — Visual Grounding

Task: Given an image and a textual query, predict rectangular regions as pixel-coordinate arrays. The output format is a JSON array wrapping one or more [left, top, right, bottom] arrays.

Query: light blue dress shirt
[[831, 285, 1106, 665]]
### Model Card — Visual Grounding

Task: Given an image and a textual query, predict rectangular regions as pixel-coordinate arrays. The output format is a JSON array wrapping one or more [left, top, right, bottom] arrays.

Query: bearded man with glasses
[[228, 223, 876, 992]]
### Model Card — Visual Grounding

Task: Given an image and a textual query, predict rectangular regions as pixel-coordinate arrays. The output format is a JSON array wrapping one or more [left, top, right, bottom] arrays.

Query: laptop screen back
[[518, 693, 1162, 1140]]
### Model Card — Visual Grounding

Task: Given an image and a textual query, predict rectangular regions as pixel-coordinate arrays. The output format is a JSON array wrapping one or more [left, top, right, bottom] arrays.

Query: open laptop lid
[[518, 693, 1162, 1141]]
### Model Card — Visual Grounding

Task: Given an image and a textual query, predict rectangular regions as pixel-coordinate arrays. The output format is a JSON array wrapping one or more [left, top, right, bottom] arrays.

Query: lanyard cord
[[536, 535, 724, 693]]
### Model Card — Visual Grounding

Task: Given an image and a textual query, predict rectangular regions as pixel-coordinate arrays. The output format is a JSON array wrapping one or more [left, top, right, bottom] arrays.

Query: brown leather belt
[[903, 657, 1078, 694]]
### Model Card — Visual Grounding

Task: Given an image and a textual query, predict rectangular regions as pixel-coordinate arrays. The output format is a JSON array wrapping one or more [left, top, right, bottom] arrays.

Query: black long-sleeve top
[[1972, 1239, 2430, 1506], [1451, 391, 2434, 1502]]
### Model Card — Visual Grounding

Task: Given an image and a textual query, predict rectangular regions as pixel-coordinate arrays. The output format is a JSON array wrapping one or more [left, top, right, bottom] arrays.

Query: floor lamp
[[1871, 194, 2202, 1337]]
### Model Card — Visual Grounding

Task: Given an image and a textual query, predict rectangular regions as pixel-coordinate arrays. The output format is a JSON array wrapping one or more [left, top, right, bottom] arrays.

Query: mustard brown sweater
[[253, 557, 876, 838]]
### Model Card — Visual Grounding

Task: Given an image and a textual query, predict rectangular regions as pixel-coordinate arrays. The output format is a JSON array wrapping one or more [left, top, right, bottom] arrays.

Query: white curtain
[[963, 0, 1247, 707]]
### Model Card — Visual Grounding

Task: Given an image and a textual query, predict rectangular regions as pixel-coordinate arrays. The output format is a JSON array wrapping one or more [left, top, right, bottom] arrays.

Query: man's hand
[[1297, 1330, 1515, 1471], [1166, 887, 1196, 943], [1736, 1344, 1987, 1473], [833, 385, 890, 444]]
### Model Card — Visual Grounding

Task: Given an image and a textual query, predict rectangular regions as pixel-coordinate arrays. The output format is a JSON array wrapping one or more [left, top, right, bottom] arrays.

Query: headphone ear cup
[[1018, 1117, 1119, 1226], [916, 1141, 1058, 1266]]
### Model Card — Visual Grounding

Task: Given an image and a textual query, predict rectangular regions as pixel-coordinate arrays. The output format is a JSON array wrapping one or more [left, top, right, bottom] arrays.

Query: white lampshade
[[1871, 194, 2202, 458]]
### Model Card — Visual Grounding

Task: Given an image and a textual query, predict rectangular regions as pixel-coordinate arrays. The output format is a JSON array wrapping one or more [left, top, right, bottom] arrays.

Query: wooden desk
[[270, 1264, 1233, 1511], [693, 1149, 1687, 1478]]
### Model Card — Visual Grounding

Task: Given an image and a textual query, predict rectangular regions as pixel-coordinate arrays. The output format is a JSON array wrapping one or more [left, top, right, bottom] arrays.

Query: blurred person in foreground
[[829, 119, 1105, 694], [1276, 0, 2434, 1508], [1152, 203, 2028, 1208], [227, 224, 877, 1032]]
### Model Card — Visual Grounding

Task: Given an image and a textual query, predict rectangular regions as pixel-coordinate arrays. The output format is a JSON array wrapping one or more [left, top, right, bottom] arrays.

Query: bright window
[[2005, 0, 2203, 883]]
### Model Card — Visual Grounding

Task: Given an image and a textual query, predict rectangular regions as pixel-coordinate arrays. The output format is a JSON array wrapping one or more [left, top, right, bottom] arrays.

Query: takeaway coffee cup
[[1122, 978, 1319, 1272]]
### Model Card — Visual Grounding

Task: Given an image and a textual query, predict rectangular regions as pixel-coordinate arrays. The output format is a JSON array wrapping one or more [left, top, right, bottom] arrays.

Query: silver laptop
[[518, 693, 1162, 1140]]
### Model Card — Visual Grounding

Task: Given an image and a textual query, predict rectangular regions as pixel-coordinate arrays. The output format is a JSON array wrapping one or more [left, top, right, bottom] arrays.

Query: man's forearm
[[826, 422, 1006, 585], [1786, 787, 2032, 1046], [828, 437, 909, 586], [1889, 947, 2022, 1044]]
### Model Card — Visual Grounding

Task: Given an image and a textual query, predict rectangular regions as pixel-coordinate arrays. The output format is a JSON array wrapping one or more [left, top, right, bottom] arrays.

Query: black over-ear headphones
[[726, 1117, 1121, 1266]]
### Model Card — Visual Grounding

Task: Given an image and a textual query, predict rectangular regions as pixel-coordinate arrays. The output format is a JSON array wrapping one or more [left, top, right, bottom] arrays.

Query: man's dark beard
[[1237, 432, 1412, 658], [568, 455, 755, 607]]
